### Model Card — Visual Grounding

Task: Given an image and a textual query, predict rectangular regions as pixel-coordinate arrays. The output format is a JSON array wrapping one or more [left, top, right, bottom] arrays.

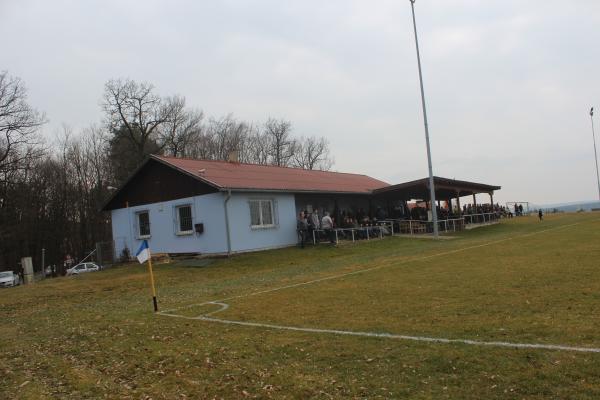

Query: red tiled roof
[[153, 155, 389, 194]]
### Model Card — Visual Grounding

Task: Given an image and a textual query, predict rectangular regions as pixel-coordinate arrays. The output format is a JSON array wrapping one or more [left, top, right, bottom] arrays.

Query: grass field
[[2, 213, 600, 399]]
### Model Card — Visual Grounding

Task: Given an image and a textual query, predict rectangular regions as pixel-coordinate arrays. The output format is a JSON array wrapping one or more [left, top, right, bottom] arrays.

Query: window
[[249, 199, 276, 228], [176, 205, 193, 234], [137, 211, 151, 238]]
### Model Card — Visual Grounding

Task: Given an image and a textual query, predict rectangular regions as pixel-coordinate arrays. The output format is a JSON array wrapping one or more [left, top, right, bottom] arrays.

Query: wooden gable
[[103, 158, 219, 211]]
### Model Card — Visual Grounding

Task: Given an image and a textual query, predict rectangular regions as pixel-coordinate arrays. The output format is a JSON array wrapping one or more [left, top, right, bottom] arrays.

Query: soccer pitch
[[163, 214, 600, 353], [2, 213, 600, 399]]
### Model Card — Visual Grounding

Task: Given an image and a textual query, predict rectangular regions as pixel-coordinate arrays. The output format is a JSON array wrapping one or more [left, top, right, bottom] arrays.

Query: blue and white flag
[[136, 240, 150, 264]]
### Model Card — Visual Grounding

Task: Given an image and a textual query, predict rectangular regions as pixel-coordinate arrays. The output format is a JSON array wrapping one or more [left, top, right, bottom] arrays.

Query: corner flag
[[136, 240, 150, 264], [135, 240, 158, 312]]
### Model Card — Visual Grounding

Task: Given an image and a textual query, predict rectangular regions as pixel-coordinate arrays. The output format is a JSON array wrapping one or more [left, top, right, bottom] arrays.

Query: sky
[[1, 0, 600, 205]]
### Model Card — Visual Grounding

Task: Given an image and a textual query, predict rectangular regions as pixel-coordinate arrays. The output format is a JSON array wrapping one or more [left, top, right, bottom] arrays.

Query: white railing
[[463, 212, 500, 225], [304, 213, 501, 245], [311, 222, 394, 245]]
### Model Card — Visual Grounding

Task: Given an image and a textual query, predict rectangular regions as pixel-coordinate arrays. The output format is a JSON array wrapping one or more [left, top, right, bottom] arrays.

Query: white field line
[[160, 302, 600, 354], [158, 219, 600, 353]]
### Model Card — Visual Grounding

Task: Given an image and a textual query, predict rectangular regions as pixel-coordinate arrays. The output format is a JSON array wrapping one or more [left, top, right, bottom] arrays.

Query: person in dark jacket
[[538, 209, 543, 221], [297, 211, 308, 248]]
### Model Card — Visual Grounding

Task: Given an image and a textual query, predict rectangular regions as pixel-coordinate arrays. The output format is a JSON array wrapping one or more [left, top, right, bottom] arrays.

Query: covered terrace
[[371, 176, 502, 234]]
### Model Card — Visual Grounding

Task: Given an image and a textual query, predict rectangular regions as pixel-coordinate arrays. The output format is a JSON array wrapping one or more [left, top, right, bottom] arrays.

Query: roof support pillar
[[472, 193, 477, 206], [456, 191, 462, 216], [489, 191, 494, 206]]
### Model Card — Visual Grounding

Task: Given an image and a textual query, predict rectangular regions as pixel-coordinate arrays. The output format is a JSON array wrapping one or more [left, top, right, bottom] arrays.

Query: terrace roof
[[372, 176, 501, 200]]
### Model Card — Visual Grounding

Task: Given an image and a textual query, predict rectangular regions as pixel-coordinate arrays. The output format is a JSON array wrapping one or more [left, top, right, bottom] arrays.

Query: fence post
[[409, 221, 413, 235], [96, 242, 102, 266], [41, 248, 45, 279]]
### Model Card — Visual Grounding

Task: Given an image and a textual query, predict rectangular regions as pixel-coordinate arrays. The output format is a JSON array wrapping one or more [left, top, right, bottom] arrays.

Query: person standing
[[538, 209, 543, 221], [321, 211, 336, 245], [297, 211, 308, 248], [308, 210, 320, 243], [310, 210, 320, 230]]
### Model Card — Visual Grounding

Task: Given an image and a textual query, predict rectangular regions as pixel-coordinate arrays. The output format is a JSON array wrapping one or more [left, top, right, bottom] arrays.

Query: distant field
[[2, 213, 600, 399]]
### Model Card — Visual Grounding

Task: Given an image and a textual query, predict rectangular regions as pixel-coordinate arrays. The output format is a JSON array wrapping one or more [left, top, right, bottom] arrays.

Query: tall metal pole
[[590, 107, 600, 201], [409, 0, 439, 237]]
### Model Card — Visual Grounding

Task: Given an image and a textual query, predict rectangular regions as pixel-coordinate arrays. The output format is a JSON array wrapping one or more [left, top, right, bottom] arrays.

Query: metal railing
[[463, 212, 500, 225], [383, 218, 465, 235], [304, 213, 502, 245], [383, 214, 500, 235], [311, 222, 394, 245]]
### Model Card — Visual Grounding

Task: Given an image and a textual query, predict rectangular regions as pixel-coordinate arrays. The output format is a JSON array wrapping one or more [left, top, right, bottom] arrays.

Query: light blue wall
[[110, 191, 298, 257], [111, 193, 228, 257], [226, 192, 298, 253]]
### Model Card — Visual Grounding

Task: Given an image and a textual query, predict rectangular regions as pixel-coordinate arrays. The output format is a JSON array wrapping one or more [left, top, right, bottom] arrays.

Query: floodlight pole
[[590, 108, 600, 201], [409, 0, 439, 237]]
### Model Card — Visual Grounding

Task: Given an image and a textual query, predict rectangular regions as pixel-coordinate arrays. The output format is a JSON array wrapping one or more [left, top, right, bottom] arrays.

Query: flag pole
[[147, 248, 158, 312]]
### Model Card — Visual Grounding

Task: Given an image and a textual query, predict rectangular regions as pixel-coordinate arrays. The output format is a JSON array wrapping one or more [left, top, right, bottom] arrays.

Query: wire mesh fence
[[95, 241, 116, 266]]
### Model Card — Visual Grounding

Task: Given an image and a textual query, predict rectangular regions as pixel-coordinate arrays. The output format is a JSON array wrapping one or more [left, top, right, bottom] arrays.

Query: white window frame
[[136, 210, 151, 239], [175, 204, 194, 236], [249, 199, 277, 229]]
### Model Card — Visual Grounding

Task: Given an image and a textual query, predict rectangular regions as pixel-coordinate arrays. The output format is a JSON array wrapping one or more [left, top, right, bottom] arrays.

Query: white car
[[0, 271, 20, 287], [66, 263, 101, 276]]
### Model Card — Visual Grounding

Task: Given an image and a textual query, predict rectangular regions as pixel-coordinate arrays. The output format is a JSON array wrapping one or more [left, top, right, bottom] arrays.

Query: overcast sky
[[1, 0, 599, 204]]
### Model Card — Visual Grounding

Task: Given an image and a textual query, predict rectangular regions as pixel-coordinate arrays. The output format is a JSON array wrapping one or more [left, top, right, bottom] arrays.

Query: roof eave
[[221, 187, 378, 195]]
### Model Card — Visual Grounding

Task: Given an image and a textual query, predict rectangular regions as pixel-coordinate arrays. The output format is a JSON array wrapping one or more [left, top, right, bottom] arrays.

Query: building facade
[[103, 155, 500, 257], [103, 155, 388, 257]]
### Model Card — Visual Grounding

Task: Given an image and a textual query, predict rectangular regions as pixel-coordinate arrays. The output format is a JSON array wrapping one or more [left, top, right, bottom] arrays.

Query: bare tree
[[102, 79, 175, 162], [82, 124, 111, 190], [160, 96, 204, 157], [205, 114, 251, 160], [245, 127, 270, 165], [263, 117, 296, 167], [0, 71, 46, 179], [292, 136, 333, 170], [185, 130, 215, 160]]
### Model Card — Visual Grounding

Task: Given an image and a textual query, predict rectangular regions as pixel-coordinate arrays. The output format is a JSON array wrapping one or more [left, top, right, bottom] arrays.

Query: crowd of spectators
[[297, 207, 392, 247], [296, 202, 527, 246], [462, 203, 510, 217]]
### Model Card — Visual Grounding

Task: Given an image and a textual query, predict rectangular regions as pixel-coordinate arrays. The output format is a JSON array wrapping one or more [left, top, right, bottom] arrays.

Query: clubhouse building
[[102, 155, 501, 257]]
